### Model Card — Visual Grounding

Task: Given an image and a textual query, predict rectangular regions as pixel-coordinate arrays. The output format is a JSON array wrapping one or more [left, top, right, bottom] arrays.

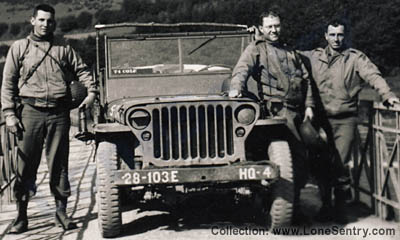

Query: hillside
[[0, 0, 123, 23], [0, 0, 399, 76], [0, 0, 123, 41]]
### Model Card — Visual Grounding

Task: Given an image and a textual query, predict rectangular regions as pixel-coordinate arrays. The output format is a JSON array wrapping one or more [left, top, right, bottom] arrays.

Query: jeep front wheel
[[96, 141, 122, 238], [266, 140, 294, 230]]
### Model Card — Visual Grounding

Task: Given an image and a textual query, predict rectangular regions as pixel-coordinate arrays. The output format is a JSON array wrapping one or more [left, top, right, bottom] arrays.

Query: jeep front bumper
[[113, 163, 279, 186]]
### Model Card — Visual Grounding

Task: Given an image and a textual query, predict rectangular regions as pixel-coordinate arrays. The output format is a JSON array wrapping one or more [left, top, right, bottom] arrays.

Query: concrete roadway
[[0, 128, 399, 240]]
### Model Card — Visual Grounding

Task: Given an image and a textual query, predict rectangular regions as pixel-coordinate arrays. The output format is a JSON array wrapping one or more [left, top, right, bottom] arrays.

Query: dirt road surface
[[0, 128, 399, 240]]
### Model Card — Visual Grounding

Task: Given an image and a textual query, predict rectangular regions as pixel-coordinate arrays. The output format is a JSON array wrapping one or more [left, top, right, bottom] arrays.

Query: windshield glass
[[108, 35, 248, 77]]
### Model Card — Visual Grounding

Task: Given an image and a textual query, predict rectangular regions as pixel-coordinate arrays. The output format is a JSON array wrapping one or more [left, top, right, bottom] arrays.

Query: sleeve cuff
[[382, 91, 396, 102], [3, 109, 15, 117]]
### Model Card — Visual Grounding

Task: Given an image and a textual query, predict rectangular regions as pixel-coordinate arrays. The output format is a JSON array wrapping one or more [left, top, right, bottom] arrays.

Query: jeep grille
[[125, 100, 258, 167], [152, 105, 234, 160]]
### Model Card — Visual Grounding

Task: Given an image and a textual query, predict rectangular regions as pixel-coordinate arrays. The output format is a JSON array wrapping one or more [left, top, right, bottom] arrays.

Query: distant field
[[0, 0, 123, 24]]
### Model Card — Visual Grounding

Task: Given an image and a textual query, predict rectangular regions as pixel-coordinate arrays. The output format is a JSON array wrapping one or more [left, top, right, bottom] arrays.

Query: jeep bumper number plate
[[114, 165, 278, 185]]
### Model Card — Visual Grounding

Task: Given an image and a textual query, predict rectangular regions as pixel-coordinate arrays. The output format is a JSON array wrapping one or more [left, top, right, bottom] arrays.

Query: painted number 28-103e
[[122, 170, 179, 184]]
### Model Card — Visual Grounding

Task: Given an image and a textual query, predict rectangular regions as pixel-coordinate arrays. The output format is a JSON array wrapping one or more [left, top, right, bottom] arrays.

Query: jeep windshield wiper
[[188, 36, 216, 55]]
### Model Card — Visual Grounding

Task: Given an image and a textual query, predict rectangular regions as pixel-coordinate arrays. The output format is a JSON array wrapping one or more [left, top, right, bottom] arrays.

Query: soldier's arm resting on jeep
[[229, 44, 259, 98]]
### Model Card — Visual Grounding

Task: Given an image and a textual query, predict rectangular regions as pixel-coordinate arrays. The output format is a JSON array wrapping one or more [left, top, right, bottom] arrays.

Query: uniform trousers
[[14, 103, 71, 201], [329, 121, 355, 190], [276, 106, 309, 205]]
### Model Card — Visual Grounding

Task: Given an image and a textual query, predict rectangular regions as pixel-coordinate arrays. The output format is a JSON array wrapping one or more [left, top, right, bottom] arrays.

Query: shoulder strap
[[253, 43, 268, 118], [32, 40, 74, 83], [21, 39, 53, 85], [18, 38, 30, 65], [292, 50, 303, 71]]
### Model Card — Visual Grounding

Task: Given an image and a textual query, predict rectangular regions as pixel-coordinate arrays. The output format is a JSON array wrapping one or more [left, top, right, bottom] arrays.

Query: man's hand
[[79, 92, 96, 109], [228, 89, 242, 98], [247, 25, 263, 41], [385, 97, 400, 107], [5, 115, 23, 135], [303, 107, 314, 121]]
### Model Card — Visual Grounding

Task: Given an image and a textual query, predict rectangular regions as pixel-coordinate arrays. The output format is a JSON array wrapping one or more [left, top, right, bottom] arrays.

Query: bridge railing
[[353, 100, 400, 222]]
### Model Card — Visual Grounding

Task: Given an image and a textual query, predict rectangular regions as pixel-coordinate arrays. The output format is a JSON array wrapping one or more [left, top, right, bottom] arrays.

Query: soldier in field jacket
[[299, 19, 399, 223], [1, 4, 97, 234], [229, 8, 314, 223]]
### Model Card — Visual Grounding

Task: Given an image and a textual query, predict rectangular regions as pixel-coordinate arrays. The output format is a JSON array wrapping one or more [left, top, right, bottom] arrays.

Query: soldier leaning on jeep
[[228, 8, 314, 223]]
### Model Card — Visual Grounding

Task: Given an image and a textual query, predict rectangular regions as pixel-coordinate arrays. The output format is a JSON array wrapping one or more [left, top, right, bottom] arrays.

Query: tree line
[[1, 0, 400, 75], [88, 0, 400, 75]]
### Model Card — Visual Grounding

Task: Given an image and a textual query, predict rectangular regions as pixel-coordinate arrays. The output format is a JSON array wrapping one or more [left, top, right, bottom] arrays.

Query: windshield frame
[[105, 31, 250, 79]]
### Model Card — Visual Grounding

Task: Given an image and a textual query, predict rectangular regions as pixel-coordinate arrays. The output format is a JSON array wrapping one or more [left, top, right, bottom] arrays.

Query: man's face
[[259, 16, 281, 42], [31, 10, 56, 37], [325, 25, 345, 50]]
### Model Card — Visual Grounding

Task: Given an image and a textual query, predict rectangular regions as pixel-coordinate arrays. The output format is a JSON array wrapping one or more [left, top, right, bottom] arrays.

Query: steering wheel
[[197, 64, 233, 72]]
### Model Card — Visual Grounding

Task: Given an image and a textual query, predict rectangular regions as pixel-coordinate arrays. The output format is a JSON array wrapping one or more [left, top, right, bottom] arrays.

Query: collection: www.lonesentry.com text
[[211, 225, 397, 238]]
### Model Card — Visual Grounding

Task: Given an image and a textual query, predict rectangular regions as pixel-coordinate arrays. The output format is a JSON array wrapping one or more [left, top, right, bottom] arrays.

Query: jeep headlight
[[128, 109, 151, 129], [235, 105, 256, 125]]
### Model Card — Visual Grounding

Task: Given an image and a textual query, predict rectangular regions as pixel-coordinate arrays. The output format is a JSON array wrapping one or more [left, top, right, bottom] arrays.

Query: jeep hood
[[106, 73, 231, 102]]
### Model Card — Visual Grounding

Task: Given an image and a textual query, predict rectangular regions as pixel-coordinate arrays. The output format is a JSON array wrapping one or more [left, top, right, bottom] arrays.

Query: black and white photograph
[[0, 1, 399, 239]]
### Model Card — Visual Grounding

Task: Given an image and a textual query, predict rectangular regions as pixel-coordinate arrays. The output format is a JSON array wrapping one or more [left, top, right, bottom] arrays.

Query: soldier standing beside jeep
[[300, 19, 399, 223], [1, 4, 97, 233], [229, 9, 314, 223]]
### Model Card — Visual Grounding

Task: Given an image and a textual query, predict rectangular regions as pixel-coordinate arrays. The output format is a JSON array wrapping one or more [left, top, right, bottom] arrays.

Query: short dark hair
[[259, 6, 281, 25], [33, 4, 55, 17], [325, 18, 347, 33]]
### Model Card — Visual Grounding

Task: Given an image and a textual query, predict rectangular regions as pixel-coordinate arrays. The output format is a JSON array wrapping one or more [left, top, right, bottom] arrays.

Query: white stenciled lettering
[[161, 171, 169, 183], [122, 173, 131, 184], [239, 168, 257, 180], [122, 69, 136, 74], [239, 168, 247, 180], [153, 172, 161, 183], [248, 168, 256, 179], [263, 167, 272, 178], [170, 171, 178, 182], [132, 172, 140, 184], [123, 171, 181, 184]]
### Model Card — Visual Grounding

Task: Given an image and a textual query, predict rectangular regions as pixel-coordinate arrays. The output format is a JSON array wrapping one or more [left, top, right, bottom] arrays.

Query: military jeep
[[92, 23, 296, 238]]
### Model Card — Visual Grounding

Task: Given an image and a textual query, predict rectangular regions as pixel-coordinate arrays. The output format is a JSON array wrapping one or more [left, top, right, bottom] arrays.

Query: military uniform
[[230, 40, 315, 214], [2, 33, 97, 202], [231, 40, 314, 114], [300, 46, 396, 220]]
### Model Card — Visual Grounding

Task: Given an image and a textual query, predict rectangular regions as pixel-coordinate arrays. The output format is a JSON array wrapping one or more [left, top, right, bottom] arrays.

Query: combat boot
[[314, 183, 334, 222], [332, 188, 351, 224], [55, 198, 77, 230], [9, 200, 28, 234]]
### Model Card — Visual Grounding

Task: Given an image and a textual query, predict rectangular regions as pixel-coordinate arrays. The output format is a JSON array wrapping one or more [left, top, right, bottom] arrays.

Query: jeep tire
[[267, 140, 294, 230], [96, 141, 122, 238]]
